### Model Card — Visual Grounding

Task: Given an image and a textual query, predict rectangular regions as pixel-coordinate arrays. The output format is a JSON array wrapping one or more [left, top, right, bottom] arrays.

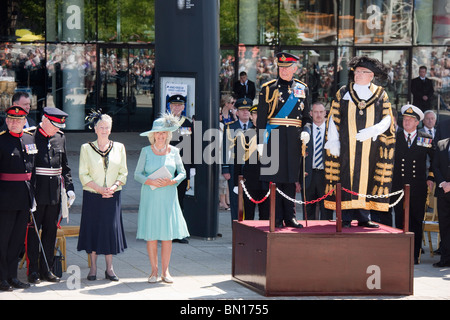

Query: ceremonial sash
[[0, 172, 32, 181], [263, 91, 299, 144]]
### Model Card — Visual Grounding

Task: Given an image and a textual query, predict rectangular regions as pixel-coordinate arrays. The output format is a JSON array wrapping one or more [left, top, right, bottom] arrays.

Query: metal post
[[336, 183, 342, 232], [269, 183, 276, 232], [238, 175, 244, 221], [403, 184, 410, 233]]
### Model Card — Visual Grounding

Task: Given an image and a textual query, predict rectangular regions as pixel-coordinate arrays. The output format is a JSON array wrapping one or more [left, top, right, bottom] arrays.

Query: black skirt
[[77, 190, 127, 255]]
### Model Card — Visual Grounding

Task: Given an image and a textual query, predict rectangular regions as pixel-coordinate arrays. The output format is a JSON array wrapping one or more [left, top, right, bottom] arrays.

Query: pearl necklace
[[154, 144, 167, 153]]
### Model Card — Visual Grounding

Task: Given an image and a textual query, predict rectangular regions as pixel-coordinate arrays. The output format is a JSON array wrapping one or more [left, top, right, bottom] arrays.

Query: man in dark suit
[[0, 92, 36, 130], [233, 71, 256, 100], [222, 98, 254, 221], [303, 102, 333, 220], [432, 136, 450, 267], [411, 66, 434, 113], [392, 104, 434, 264]]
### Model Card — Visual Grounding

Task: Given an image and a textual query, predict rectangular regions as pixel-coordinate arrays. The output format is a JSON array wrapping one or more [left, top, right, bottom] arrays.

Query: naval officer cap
[[168, 94, 186, 105], [276, 52, 299, 67], [235, 98, 253, 110], [401, 104, 424, 121], [44, 107, 69, 128], [5, 105, 28, 119]]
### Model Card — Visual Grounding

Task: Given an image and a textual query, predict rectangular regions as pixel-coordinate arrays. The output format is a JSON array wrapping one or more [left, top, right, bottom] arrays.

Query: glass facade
[[0, 0, 449, 131]]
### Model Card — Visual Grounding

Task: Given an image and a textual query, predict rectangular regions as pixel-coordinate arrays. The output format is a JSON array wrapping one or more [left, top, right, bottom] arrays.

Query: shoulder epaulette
[[23, 127, 36, 135], [226, 120, 237, 126], [261, 79, 276, 87], [294, 79, 308, 87], [57, 129, 65, 135], [0, 130, 5, 136]]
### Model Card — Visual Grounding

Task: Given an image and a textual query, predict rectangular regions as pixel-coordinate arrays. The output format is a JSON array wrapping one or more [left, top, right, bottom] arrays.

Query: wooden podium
[[232, 181, 414, 296]]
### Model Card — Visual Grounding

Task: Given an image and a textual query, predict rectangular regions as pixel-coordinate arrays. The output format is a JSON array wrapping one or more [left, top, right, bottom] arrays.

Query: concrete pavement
[[1, 131, 449, 300]]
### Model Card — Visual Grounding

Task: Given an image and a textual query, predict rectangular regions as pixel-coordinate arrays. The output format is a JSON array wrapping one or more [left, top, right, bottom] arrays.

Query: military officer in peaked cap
[[223, 97, 254, 221], [256, 52, 312, 228], [392, 104, 434, 264], [0, 105, 36, 291], [26, 107, 75, 283], [168, 95, 193, 243]]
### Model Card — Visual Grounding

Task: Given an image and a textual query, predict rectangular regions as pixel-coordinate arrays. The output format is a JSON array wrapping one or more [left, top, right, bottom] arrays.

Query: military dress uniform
[[0, 106, 36, 291], [256, 52, 312, 228], [26, 107, 74, 282], [392, 105, 434, 263]]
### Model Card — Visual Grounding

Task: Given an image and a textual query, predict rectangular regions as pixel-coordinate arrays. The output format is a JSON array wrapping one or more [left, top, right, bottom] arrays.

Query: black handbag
[[52, 248, 64, 278]]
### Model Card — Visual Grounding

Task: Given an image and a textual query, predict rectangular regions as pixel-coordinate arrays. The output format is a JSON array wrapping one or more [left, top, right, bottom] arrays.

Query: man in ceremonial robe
[[257, 52, 312, 228], [324, 56, 396, 228]]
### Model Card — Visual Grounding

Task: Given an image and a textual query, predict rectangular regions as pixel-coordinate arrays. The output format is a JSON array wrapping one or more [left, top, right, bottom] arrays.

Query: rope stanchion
[[269, 182, 276, 233], [403, 184, 410, 233], [238, 175, 244, 222], [336, 183, 342, 233]]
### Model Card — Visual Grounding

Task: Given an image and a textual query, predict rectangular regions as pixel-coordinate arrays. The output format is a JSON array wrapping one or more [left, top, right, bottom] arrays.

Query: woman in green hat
[[135, 113, 190, 284]]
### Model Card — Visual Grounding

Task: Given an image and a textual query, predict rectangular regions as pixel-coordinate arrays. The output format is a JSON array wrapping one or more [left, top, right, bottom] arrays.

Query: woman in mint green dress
[[135, 113, 189, 284]]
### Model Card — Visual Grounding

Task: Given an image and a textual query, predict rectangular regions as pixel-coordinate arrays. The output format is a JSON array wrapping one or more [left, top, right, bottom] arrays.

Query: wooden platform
[[232, 220, 414, 296]]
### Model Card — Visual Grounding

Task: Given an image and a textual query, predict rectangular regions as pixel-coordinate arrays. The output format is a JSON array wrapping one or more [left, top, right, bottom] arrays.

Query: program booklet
[[147, 166, 172, 190]]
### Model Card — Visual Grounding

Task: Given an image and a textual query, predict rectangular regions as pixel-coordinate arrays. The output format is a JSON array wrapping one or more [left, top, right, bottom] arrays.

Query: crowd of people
[[1, 52, 449, 293]]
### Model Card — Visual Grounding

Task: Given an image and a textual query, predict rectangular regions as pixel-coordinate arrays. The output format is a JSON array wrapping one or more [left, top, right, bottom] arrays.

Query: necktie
[[314, 127, 323, 169], [428, 129, 433, 137], [243, 123, 247, 130], [407, 133, 411, 148]]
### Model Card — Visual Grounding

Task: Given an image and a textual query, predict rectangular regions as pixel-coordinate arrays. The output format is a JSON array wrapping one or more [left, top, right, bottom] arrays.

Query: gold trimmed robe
[[324, 83, 396, 212]]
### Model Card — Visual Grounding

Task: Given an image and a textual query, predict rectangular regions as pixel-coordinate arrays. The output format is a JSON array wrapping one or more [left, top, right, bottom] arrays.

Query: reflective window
[[237, 45, 276, 95], [413, 46, 450, 111], [46, 44, 97, 129], [0, 1, 45, 42], [339, 0, 354, 45], [46, 0, 96, 42], [356, 49, 410, 111], [355, 0, 413, 45], [280, 0, 337, 45], [239, 0, 279, 45], [98, 0, 155, 43], [220, 49, 236, 94], [288, 49, 337, 106], [0, 43, 46, 121], [414, 0, 450, 45], [220, 0, 238, 45]]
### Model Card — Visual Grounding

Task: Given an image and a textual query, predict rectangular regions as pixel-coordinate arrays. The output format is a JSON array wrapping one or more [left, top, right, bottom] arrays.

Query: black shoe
[[358, 221, 379, 228], [284, 218, 303, 229], [433, 248, 441, 255], [173, 238, 189, 244], [8, 278, 30, 289], [275, 220, 284, 228], [41, 271, 60, 283], [105, 271, 119, 281], [87, 274, 96, 281], [342, 221, 352, 228], [28, 272, 41, 284], [0, 280, 12, 291], [433, 261, 450, 268]]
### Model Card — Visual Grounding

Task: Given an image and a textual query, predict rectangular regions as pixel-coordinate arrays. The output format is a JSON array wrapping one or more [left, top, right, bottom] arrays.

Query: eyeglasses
[[354, 70, 373, 75], [228, 101, 235, 104]]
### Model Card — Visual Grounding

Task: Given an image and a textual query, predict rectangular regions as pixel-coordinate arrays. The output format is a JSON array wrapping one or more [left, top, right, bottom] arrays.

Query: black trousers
[[305, 170, 333, 220], [274, 182, 296, 223], [0, 210, 29, 281], [437, 194, 450, 264], [26, 204, 60, 275], [243, 188, 271, 220]]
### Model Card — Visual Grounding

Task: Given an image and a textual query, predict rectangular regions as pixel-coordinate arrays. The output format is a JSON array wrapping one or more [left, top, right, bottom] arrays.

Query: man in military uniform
[[0, 105, 36, 291], [256, 52, 312, 228], [222, 98, 254, 221], [168, 94, 193, 243], [392, 104, 434, 264], [26, 107, 75, 283]]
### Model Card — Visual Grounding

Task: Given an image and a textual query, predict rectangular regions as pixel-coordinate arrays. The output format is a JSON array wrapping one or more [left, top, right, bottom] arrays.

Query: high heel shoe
[[161, 274, 173, 283], [87, 274, 96, 281], [105, 271, 119, 281]]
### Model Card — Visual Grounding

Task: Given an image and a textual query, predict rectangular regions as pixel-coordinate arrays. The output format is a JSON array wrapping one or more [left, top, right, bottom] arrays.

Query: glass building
[[0, 0, 449, 131]]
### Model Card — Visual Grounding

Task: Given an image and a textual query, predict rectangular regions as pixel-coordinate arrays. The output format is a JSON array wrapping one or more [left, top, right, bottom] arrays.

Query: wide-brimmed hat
[[348, 56, 388, 82], [140, 113, 180, 136]]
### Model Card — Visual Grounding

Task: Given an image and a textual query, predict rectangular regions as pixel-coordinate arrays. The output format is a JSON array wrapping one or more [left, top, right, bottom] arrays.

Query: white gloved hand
[[300, 131, 310, 144], [67, 190, 76, 207], [356, 115, 391, 142], [233, 186, 239, 194], [257, 143, 264, 156], [324, 140, 340, 157]]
